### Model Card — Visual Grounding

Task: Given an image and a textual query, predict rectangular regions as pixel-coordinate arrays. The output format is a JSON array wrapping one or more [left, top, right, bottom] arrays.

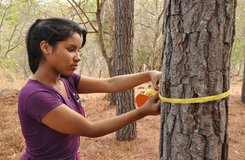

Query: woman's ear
[[40, 41, 52, 55]]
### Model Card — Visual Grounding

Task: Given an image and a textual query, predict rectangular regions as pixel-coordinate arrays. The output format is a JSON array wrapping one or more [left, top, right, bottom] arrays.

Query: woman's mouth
[[71, 65, 78, 70]]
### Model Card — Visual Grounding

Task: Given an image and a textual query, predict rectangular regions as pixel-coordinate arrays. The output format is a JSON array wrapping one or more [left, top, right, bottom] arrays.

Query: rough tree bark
[[113, 0, 136, 141], [241, 60, 245, 103], [159, 0, 236, 159]]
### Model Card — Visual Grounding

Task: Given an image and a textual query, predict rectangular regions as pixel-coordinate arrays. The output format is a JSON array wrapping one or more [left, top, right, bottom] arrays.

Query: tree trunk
[[237, 61, 242, 76], [241, 60, 245, 103], [159, 0, 236, 159], [114, 0, 136, 141]]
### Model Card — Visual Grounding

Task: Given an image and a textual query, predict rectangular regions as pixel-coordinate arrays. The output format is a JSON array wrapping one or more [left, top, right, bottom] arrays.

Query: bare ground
[[0, 77, 244, 160]]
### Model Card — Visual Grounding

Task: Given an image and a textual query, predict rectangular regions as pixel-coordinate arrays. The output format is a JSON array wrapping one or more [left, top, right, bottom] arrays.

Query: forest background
[[0, 0, 244, 83], [0, 0, 244, 159]]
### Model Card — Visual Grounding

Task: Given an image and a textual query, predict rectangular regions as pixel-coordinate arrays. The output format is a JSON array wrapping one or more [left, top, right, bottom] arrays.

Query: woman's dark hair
[[26, 18, 87, 74]]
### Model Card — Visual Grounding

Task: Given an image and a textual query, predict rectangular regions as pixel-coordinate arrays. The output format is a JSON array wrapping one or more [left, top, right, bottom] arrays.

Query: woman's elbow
[[78, 123, 105, 138]]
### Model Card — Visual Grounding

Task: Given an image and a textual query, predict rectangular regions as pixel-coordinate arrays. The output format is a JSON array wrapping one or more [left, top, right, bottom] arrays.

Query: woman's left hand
[[149, 71, 162, 91]]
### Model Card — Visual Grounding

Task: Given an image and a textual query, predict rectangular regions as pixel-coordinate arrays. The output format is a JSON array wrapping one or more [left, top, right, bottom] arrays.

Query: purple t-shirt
[[18, 74, 85, 160]]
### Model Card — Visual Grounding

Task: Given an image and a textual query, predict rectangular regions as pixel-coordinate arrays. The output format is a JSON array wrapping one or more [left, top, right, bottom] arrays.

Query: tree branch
[[69, 0, 98, 32]]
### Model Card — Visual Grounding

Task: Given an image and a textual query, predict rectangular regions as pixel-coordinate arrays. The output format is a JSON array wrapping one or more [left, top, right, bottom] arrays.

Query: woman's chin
[[61, 71, 75, 76]]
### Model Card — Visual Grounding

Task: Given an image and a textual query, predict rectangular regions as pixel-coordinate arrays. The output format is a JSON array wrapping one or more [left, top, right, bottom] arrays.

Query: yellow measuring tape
[[144, 89, 230, 104]]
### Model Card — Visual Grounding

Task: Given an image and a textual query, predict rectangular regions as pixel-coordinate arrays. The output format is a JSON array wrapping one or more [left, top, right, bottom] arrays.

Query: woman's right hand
[[138, 93, 161, 116]]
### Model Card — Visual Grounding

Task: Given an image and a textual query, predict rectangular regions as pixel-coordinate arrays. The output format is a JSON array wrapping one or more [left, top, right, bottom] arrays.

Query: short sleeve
[[71, 73, 81, 88], [25, 90, 63, 122]]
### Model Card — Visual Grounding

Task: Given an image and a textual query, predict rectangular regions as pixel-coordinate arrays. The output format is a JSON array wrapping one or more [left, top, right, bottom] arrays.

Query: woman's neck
[[32, 66, 61, 87]]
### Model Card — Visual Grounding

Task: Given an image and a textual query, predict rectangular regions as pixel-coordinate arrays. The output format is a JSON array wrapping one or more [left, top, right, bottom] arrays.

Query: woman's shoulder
[[18, 80, 63, 112], [21, 79, 48, 91], [19, 79, 57, 99], [61, 73, 81, 87]]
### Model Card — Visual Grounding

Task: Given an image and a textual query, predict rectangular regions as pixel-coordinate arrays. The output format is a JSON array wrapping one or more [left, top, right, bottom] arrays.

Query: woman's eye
[[67, 47, 81, 53], [67, 48, 75, 52]]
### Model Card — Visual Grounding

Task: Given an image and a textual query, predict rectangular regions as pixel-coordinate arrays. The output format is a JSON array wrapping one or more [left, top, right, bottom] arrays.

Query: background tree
[[231, 0, 245, 76], [237, 0, 245, 103], [67, 0, 115, 77], [113, 0, 136, 141], [159, 0, 236, 159], [242, 60, 245, 102], [0, 0, 36, 79], [1, 0, 243, 81], [0, 0, 83, 78], [134, 0, 164, 72]]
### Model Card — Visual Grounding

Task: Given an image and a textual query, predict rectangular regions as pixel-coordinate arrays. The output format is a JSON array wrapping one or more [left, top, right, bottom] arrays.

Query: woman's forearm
[[108, 71, 152, 92], [88, 109, 145, 137]]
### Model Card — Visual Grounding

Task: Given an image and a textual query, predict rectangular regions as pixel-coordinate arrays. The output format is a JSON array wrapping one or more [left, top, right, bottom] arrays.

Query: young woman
[[18, 18, 161, 160]]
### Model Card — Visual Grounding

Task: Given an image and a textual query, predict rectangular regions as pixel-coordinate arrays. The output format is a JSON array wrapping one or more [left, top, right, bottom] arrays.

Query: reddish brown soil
[[0, 77, 244, 160], [228, 77, 245, 160]]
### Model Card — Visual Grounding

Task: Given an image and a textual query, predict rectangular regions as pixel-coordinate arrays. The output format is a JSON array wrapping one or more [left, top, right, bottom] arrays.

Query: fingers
[[150, 93, 161, 115], [140, 92, 161, 116], [152, 72, 162, 91], [153, 81, 160, 91], [149, 92, 160, 103]]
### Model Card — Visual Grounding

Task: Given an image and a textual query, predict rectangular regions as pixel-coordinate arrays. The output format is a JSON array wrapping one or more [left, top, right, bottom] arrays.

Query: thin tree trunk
[[159, 0, 236, 159], [241, 60, 245, 103], [114, 0, 136, 141], [237, 61, 242, 76]]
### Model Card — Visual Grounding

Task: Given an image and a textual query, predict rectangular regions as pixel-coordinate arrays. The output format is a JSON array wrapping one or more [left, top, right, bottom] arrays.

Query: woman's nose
[[74, 52, 81, 62]]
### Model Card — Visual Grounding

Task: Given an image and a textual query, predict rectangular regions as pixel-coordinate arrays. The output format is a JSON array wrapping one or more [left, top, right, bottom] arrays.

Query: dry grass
[[0, 89, 24, 160], [0, 77, 244, 160], [228, 77, 245, 160], [78, 93, 160, 160], [0, 70, 27, 90]]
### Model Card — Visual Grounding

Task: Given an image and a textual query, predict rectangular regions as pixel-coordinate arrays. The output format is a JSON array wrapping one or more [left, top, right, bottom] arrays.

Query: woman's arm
[[41, 93, 160, 137], [77, 71, 161, 93]]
